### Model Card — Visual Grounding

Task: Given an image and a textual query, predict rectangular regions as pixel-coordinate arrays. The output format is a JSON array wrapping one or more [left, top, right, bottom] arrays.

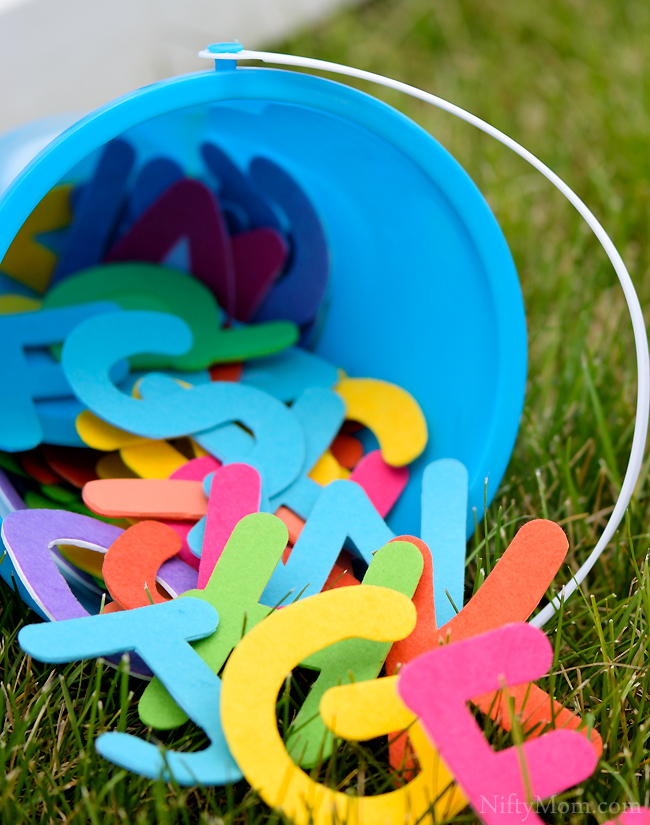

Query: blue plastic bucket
[[0, 62, 527, 543]]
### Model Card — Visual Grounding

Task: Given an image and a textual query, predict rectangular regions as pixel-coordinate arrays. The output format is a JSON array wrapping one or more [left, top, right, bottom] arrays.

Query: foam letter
[[249, 158, 329, 327], [103, 521, 181, 609], [220, 585, 466, 825], [63, 311, 305, 493], [397, 624, 599, 825], [335, 377, 427, 466], [286, 539, 423, 767], [268, 387, 346, 518], [241, 347, 339, 402], [262, 479, 394, 605], [18, 599, 242, 785], [1, 508, 121, 621], [105, 178, 236, 311], [82, 478, 208, 520], [52, 139, 135, 282], [136, 371, 304, 494], [0, 302, 121, 451], [0, 185, 72, 293], [120, 440, 188, 479], [139, 513, 288, 729], [197, 463, 262, 587], [420, 459, 468, 626], [201, 142, 280, 232], [386, 519, 601, 758]]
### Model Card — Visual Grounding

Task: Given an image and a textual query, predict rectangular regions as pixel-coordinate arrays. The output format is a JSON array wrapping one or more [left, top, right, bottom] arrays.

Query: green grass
[[3, 0, 650, 821]]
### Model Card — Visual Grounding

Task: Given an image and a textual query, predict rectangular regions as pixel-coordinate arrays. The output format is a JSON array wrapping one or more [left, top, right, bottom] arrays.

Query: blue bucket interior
[[0, 65, 527, 539]]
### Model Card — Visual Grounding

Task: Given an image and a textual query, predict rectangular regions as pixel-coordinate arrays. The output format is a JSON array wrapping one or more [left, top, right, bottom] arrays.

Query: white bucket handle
[[199, 47, 650, 627]]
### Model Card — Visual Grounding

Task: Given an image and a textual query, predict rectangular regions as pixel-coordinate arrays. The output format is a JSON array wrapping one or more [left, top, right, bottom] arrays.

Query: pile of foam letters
[[0, 136, 642, 825]]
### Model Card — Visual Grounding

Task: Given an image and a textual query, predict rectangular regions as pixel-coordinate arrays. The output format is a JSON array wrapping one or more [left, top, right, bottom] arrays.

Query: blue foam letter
[[261, 479, 394, 605], [268, 387, 345, 518], [421, 459, 468, 627], [0, 302, 120, 451], [18, 599, 242, 785]]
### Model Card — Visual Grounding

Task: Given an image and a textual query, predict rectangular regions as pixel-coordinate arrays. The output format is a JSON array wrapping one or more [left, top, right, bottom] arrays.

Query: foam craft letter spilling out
[[0, 301, 121, 452], [103, 521, 181, 609], [63, 310, 305, 493], [268, 387, 346, 518], [77, 411, 148, 451], [1, 509, 151, 677], [140, 519, 420, 751], [139, 512, 289, 729], [383, 519, 601, 766], [384, 535, 436, 679], [269, 449, 406, 556], [347, 450, 409, 516], [397, 623, 599, 825], [0, 508, 122, 619], [434, 519, 602, 750], [335, 377, 427, 466], [120, 440, 187, 479], [166, 455, 223, 568], [286, 538, 423, 767], [53, 535, 197, 605], [18, 599, 242, 785], [420, 458, 468, 627], [262, 479, 394, 604], [136, 372, 305, 494], [220, 585, 466, 825], [198, 463, 262, 587], [83, 478, 208, 520]]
